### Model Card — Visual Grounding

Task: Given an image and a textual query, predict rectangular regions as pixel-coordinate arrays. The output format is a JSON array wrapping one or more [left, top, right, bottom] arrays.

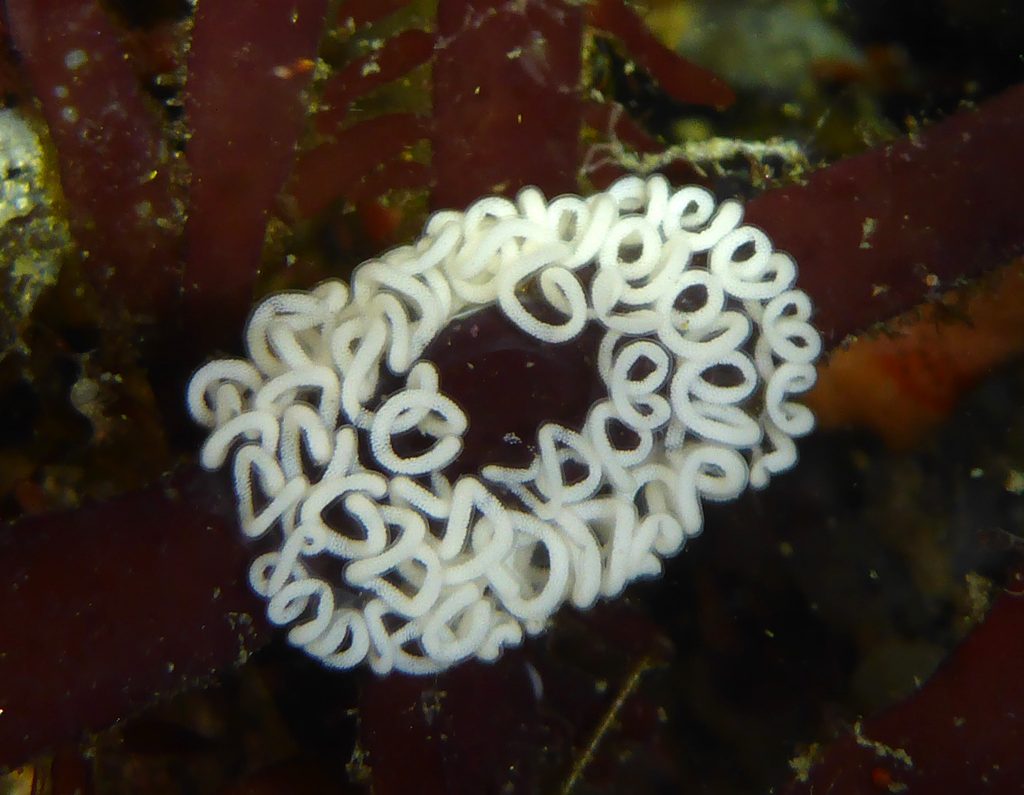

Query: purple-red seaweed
[[0, 1, 1022, 790], [0, 466, 267, 769], [588, 0, 734, 110], [746, 84, 1024, 347], [5, 0, 182, 314], [783, 571, 1024, 794], [182, 0, 329, 347]]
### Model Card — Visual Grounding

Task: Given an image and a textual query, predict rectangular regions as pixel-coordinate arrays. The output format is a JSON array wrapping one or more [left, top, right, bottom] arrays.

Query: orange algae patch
[[807, 259, 1024, 448]]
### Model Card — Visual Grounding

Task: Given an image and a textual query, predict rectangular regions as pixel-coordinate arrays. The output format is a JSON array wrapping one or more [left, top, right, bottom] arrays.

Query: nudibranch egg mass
[[186, 175, 822, 674]]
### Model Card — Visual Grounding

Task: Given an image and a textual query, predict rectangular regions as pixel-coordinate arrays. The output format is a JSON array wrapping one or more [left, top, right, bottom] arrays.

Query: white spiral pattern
[[186, 175, 822, 674]]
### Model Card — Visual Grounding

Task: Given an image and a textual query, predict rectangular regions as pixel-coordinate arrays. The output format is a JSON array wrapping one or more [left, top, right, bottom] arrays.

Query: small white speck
[[54, 85, 69, 99], [525, 662, 543, 701], [65, 49, 88, 71], [859, 217, 877, 249], [61, 106, 79, 124]]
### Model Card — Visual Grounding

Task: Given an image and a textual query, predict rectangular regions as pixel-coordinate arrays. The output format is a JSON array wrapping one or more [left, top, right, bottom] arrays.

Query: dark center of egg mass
[[383, 303, 606, 481], [304, 307, 609, 589]]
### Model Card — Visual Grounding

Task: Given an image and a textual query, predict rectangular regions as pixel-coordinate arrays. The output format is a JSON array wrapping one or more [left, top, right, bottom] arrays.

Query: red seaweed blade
[[430, 0, 585, 208], [587, 0, 735, 109], [1, 0, 1023, 777], [289, 113, 430, 219], [181, 0, 329, 347], [747, 83, 1024, 346], [784, 578, 1024, 793], [4, 0, 182, 315], [0, 466, 269, 770]]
